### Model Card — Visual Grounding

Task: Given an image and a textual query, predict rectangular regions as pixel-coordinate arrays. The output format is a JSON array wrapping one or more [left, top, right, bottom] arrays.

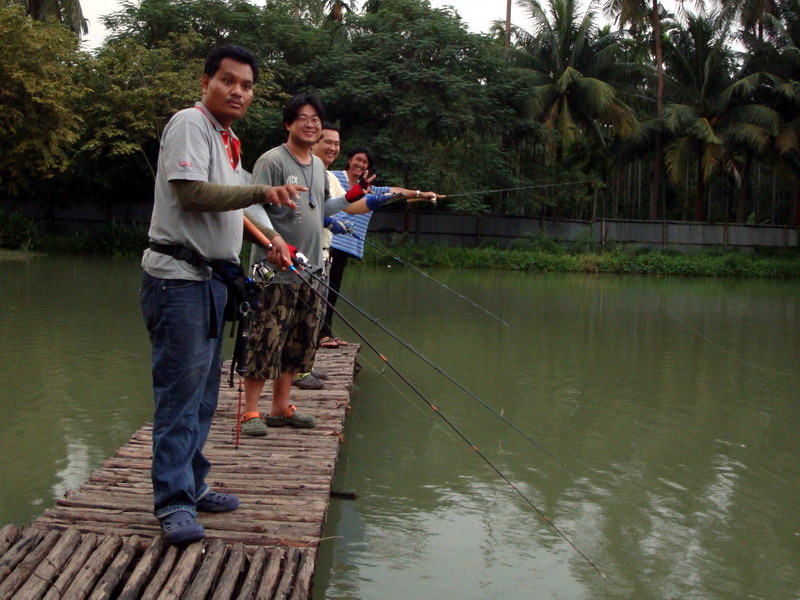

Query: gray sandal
[[265, 405, 316, 428]]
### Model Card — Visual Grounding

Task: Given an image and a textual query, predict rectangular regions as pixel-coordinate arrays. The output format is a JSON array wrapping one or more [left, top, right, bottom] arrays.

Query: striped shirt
[[328, 171, 391, 259]]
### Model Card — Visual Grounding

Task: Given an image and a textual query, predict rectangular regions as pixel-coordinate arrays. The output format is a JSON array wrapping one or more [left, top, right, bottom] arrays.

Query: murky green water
[[1, 256, 798, 599]]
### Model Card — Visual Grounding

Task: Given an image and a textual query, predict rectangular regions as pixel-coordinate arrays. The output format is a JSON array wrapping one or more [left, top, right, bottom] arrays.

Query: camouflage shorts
[[245, 282, 322, 380]]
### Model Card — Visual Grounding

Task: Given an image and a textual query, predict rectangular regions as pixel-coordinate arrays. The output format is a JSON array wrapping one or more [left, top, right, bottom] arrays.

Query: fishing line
[[289, 264, 606, 578], [650, 290, 792, 377], [357, 352, 442, 423], [242, 217, 602, 575], [349, 231, 509, 327], [305, 268, 566, 468], [439, 180, 593, 200]]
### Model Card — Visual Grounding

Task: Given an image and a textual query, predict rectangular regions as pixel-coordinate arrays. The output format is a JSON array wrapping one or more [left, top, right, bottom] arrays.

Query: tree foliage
[[5, 0, 87, 34], [0, 5, 85, 194], [3, 0, 800, 226]]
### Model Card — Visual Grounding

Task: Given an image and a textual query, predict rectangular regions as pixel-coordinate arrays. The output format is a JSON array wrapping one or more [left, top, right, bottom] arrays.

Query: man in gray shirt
[[140, 45, 302, 545], [239, 94, 368, 435]]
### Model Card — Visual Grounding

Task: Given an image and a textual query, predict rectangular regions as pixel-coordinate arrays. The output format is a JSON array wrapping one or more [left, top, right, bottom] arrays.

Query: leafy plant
[[0, 210, 39, 250]]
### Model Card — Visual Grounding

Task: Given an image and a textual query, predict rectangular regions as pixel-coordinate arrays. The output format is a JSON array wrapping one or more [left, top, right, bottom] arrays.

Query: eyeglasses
[[296, 114, 321, 125]]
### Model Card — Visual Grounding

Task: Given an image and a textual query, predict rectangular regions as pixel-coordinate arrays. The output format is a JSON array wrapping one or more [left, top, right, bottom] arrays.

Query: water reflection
[[316, 267, 800, 600], [0, 255, 154, 525], [53, 440, 92, 500]]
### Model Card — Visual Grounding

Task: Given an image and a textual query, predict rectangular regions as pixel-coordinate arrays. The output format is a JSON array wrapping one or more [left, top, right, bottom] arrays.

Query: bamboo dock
[[0, 345, 360, 599]]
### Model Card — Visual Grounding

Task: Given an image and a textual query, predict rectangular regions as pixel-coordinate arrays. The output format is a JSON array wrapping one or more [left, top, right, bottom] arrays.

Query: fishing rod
[[437, 180, 593, 200], [344, 228, 509, 327], [242, 217, 604, 576], [294, 266, 604, 577], [265, 266, 605, 578], [301, 265, 566, 468], [242, 217, 602, 573]]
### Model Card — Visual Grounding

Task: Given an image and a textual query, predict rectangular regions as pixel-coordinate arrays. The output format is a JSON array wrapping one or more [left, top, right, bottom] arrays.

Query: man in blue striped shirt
[[320, 145, 441, 348]]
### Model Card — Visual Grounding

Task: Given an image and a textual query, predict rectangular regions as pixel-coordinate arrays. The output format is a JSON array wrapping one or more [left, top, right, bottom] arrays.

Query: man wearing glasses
[[239, 94, 369, 434]]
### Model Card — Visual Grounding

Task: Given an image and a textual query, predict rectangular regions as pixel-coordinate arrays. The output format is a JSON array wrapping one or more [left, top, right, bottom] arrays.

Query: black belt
[[149, 242, 208, 268]]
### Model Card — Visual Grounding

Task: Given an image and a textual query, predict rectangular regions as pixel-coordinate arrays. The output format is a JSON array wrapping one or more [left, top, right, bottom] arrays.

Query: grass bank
[[2, 209, 798, 278], [0, 249, 42, 261], [360, 241, 800, 279]]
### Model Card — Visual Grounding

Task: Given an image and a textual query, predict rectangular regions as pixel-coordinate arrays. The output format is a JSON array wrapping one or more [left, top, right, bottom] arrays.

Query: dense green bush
[[67, 221, 149, 257], [361, 241, 800, 279], [0, 210, 39, 250]]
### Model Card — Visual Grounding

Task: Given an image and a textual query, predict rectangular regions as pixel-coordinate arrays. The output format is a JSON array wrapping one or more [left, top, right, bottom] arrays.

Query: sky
[[79, 1, 530, 49], [79, 0, 686, 50]]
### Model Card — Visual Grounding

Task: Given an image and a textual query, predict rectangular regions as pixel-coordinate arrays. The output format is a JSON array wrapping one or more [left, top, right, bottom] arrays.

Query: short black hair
[[346, 146, 373, 170], [204, 45, 259, 84], [283, 94, 326, 127], [321, 122, 339, 133]]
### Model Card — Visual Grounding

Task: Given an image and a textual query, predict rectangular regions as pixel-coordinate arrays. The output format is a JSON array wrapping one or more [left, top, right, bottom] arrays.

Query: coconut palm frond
[[689, 118, 723, 146], [776, 118, 800, 154], [663, 103, 697, 133], [665, 137, 695, 184], [726, 104, 780, 132], [554, 65, 583, 94], [701, 142, 725, 181], [724, 122, 773, 153]]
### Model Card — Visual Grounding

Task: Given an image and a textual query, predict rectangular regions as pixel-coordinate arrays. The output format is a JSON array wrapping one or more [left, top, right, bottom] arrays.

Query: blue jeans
[[140, 272, 226, 519]]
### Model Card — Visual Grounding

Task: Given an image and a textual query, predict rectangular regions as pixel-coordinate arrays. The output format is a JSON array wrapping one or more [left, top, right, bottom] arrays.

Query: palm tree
[[288, 0, 356, 24], [661, 10, 778, 222], [362, 0, 385, 13], [752, 0, 800, 225], [325, 0, 356, 22], [514, 0, 640, 162], [17, 0, 87, 35], [604, 0, 672, 220], [720, 0, 779, 40]]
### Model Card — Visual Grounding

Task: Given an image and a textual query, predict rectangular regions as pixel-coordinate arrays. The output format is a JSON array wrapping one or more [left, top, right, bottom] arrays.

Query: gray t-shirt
[[248, 144, 348, 283], [142, 102, 249, 280]]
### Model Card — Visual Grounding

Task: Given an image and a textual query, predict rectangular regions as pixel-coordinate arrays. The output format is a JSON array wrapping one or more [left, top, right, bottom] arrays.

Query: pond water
[[0, 255, 798, 599]]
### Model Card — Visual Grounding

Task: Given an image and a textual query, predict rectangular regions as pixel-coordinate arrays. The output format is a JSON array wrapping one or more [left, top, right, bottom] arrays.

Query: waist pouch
[[149, 242, 253, 332], [208, 259, 251, 323]]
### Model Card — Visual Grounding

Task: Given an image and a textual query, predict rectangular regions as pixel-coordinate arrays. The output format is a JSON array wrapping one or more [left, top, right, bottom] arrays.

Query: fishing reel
[[251, 260, 276, 285], [293, 252, 310, 269]]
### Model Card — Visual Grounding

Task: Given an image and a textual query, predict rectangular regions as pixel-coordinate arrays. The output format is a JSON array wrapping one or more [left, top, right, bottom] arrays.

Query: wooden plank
[[236, 546, 268, 600], [182, 537, 227, 599], [272, 547, 301, 600], [42, 533, 99, 600], [0, 526, 19, 557], [117, 536, 166, 600], [61, 533, 122, 600], [0, 529, 61, 600], [140, 543, 179, 600], [87, 535, 141, 600], [210, 543, 245, 600], [34, 509, 324, 539], [155, 541, 204, 600], [289, 549, 315, 600], [255, 547, 285, 600], [30, 523, 321, 548], [12, 528, 82, 600], [0, 528, 43, 586]]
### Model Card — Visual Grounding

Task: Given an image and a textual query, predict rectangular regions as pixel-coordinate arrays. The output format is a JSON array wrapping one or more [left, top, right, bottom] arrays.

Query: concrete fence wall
[[370, 212, 799, 250], [2, 199, 798, 250]]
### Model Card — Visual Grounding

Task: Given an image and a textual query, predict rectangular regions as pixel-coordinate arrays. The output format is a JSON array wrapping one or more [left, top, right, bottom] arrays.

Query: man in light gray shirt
[[140, 45, 302, 545]]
